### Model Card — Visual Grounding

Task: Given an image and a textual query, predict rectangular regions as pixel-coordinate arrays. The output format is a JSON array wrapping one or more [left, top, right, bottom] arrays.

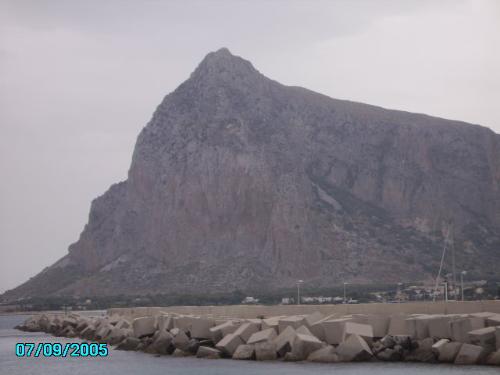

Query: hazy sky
[[1, 0, 499, 294]]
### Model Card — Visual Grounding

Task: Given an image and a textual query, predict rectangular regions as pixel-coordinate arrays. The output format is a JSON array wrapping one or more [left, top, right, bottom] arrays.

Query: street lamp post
[[460, 270, 467, 301], [444, 281, 448, 302], [296, 280, 303, 305], [343, 282, 348, 304]]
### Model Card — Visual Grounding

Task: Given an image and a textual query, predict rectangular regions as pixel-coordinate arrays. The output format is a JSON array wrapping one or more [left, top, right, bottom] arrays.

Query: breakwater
[[15, 301, 500, 366]]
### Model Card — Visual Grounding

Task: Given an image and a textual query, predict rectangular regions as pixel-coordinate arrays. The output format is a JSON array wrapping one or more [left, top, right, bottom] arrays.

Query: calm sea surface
[[0, 314, 497, 375]]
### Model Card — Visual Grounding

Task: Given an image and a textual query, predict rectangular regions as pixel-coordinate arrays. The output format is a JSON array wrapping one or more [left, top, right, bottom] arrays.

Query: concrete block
[[234, 322, 261, 343], [157, 315, 173, 332], [132, 317, 156, 338], [344, 322, 374, 345], [468, 326, 496, 351], [470, 312, 496, 319], [190, 318, 215, 339], [296, 325, 313, 336], [428, 315, 453, 339], [304, 311, 324, 327], [278, 316, 306, 333], [172, 328, 190, 351], [357, 315, 389, 338], [173, 316, 195, 332], [210, 321, 237, 342], [454, 343, 487, 365], [115, 319, 131, 331], [322, 318, 351, 345], [308, 315, 336, 341], [496, 327, 500, 350], [405, 315, 434, 339], [291, 333, 325, 360], [436, 342, 462, 363], [486, 314, 500, 327], [307, 345, 339, 363], [273, 326, 296, 357], [450, 318, 484, 343], [216, 333, 244, 356], [337, 334, 373, 362], [247, 328, 277, 345], [196, 346, 221, 359], [261, 316, 282, 332], [431, 338, 450, 354], [388, 314, 410, 335], [255, 341, 277, 360], [485, 350, 500, 366], [232, 344, 255, 360]]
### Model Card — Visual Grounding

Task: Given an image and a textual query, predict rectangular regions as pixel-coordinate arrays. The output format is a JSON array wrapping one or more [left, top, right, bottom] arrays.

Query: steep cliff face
[[4, 48, 500, 299]]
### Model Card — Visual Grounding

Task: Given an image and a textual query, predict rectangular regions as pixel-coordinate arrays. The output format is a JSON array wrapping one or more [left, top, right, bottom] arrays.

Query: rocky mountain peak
[[189, 47, 263, 85]]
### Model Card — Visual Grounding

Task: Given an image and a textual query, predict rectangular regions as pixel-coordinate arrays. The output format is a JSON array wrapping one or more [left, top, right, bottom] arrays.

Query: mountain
[[3, 48, 500, 300]]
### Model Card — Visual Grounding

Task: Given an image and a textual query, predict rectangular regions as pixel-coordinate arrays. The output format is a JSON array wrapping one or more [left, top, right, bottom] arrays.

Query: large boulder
[[377, 348, 402, 361], [234, 322, 261, 343], [255, 341, 277, 361], [454, 343, 487, 365], [336, 334, 373, 362], [232, 344, 255, 360], [216, 333, 244, 356], [132, 317, 156, 338], [172, 348, 191, 357], [116, 337, 141, 351], [247, 328, 277, 345], [148, 330, 174, 355], [468, 326, 496, 351]]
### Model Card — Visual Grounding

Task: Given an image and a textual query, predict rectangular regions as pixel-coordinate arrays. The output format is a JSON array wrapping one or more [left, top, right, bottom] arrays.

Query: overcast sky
[[1, 0, 499, 294]]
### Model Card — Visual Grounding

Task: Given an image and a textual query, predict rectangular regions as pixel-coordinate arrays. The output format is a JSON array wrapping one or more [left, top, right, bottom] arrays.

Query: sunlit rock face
[[5, 48, 500, 299]]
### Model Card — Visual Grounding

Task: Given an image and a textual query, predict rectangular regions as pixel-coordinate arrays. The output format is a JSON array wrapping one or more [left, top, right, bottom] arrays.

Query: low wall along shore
[[16, 300, 500, 366], [108, 300, 500, 319]]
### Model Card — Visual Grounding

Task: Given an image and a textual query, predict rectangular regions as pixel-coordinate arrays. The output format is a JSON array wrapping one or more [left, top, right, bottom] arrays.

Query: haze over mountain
[[3, 49, 500, 300]]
